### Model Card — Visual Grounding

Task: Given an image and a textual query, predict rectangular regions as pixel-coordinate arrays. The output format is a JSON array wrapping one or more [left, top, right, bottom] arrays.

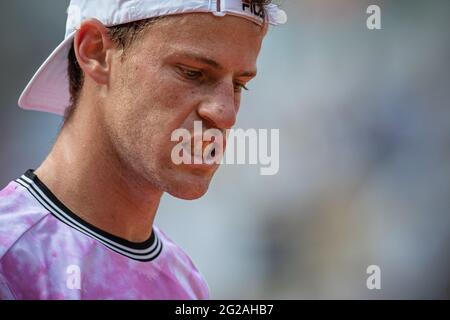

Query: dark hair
[[65, 0, 273, 122], [65, 17, 161, 121]]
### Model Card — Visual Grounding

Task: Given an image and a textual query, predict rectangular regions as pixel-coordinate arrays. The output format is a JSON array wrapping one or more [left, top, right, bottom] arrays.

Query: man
[[0, 0, 286, 300]]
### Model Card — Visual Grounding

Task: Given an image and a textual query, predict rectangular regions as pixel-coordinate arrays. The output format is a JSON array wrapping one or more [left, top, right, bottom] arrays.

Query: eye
[[178, 66, 203, 80]]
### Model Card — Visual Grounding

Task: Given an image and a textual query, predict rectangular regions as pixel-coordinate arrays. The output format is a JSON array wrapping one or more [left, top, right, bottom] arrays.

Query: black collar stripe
[[16, 176, 162, 261], [17, 176, 156, 256], [18, 177, 162, 261], [16, 172, 162, 262], [17, 175, 158, 257], [19, 171, 160, 254]]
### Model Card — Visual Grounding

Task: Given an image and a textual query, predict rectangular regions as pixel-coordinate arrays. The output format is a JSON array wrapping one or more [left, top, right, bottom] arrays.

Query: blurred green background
[[1, 0, 449, 299]]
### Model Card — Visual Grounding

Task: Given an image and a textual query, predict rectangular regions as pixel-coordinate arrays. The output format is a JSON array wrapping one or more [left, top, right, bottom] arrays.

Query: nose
[[197, 81, 237, 129]]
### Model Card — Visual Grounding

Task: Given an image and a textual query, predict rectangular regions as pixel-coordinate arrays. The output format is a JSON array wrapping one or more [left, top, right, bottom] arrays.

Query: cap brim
[[18, 4, 287, 117], [18, 31, 76, 116]]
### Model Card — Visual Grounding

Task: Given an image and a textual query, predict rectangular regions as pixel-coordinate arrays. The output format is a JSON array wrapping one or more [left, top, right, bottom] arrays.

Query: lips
[[203, 141, 221, 164], [181, 136, 225, 165]]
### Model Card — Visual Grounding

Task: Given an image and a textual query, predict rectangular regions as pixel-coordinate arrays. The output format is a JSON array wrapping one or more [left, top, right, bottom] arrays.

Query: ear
[[74, 19, 114, 86]]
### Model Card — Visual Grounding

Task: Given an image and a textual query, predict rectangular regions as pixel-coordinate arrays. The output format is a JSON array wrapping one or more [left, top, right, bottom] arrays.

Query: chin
[[169, 189, 208, 200], [167, 184, 210, 200], [165, 173, 214, 200]]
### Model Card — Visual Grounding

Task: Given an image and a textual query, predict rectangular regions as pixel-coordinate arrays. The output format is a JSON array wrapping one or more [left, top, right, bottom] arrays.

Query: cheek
[[235, 94, 242, 113], [124, 62, 196, 121], [108, 59, 202, 158]]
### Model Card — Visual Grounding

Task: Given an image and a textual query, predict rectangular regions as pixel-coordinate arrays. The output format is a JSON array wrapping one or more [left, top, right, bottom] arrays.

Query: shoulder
[[0, 181, 50, 260], [154, 225, 210, 299], [154, 225, 197, 268]]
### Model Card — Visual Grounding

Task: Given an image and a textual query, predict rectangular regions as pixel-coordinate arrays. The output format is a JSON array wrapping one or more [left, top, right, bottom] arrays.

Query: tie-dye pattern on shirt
[[0, 171, 209, 300]]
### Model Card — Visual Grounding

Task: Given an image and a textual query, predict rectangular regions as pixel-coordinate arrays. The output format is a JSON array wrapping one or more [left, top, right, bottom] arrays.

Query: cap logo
[[242, 0, 265, 19]]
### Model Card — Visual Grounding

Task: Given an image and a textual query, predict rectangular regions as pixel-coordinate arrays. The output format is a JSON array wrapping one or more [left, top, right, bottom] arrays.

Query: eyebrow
[[175, 52, 258, 78]]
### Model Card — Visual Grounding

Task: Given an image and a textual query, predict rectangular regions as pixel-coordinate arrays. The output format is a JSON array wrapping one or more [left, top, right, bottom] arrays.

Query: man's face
[[103, 13, 266, 199]]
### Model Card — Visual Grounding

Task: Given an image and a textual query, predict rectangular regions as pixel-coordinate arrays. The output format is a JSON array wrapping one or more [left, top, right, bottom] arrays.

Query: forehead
[[135, 13, 266, 68]]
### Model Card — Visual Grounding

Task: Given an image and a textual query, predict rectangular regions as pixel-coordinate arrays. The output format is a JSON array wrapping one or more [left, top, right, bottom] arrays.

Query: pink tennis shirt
[[0, 170, 209, 300]]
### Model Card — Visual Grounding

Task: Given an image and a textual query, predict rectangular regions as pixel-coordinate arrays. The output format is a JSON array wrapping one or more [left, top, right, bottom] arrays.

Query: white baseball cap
[[18, 0, 287, 116]]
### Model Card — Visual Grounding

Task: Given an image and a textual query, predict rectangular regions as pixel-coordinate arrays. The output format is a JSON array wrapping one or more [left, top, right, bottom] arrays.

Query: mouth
[[180, 139, 225, 166], [204, 142, 219, 164]]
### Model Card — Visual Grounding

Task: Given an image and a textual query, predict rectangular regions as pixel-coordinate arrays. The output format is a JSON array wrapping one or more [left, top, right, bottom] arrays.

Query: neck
[[35, 106, 163, 243]]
